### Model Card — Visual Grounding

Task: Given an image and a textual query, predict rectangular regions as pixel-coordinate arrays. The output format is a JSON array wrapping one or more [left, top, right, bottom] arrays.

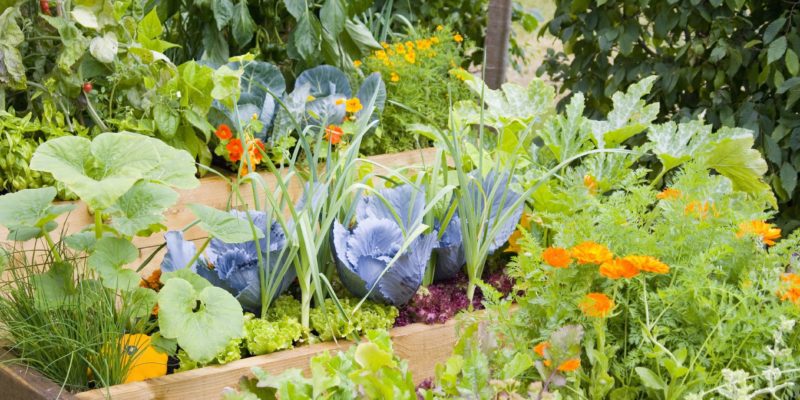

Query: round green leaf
[[158, 278, 244, 363]]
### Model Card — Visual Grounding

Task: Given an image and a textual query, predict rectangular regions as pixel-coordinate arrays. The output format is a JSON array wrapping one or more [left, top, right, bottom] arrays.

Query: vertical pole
[[484, 0, 513, 89]]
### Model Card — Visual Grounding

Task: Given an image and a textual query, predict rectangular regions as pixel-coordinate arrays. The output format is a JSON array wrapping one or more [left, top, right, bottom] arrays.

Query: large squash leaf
[[88, 237, 141, 291], [187, 204, 265, 243], [589, 76, 659, 148], [30, 132, 198, 211], [106, 182, 180, 237], [0, 187, 76, 241], [158, 277, 244, 363]]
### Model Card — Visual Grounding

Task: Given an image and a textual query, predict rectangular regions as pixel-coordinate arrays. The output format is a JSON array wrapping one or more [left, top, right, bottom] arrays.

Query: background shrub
[[540, 0, 800, 229]]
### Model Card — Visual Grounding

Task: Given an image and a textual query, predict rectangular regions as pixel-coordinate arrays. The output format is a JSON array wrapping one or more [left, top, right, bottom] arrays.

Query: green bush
[[540, 0, 800, 229], [356, 27, 471, 155]]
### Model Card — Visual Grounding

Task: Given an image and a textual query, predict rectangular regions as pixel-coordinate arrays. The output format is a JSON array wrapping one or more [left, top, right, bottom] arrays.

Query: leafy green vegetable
[[244, 313, 302, 356], [309, 298, 398, 341], [158, 277, 245, 363], [87, 237, 140, 291]]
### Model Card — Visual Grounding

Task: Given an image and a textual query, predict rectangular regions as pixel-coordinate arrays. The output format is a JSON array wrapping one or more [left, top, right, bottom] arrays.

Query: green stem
[[300, 285, 311, 337], [94, 212, 103, 239], [183, 238, 210, 270], [83, 93, 109, 131], [43, 229, 63, 262]]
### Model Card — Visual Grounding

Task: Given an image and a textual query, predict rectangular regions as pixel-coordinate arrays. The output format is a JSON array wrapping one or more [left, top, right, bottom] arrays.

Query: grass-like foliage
[[0, 244, 153, 393]]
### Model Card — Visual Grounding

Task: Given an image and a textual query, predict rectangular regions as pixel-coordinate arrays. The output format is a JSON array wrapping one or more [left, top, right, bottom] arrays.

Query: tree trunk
[[484, 0, 513, 89]]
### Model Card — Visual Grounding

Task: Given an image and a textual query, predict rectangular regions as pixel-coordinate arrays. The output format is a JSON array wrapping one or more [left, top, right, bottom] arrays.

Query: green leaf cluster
[[540, 0, 800, 228], [309, 298, 398, 341], [222, 330, 417, 400]]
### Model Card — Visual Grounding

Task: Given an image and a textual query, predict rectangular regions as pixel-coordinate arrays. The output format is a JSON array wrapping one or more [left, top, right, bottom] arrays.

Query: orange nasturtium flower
[[453, 33, 464, 43], [557, 358, 581, 372], [226, 138, 244, 162], [542, 247, 572, 268], [325, 125, 344, 145], [656, 187, 681, 200], [345, 98, 363, 113], [579, 293, 614, 318], [583, 174, 598, 194], [570, 242, 614, 265], [737, 220, 781, 246], [139, 269, 162, 291], [214, 124, 232, 140], [120, 334, 167, 383], [622, 255, 670, 274], [248, 139, 265, 164], [534, 341, 550, 357], [599, 258, 640, 279]]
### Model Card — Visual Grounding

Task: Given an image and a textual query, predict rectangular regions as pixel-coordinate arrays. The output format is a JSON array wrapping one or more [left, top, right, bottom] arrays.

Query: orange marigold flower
[[542, 247, 572, 268], [599, 258, 640, 279], [737, 220, 781, 246], [557, 358, 581, 372], [543, 360, 552, 367], [579, 292, 614, 318], [623, 255, 670, 274], [214, 124, 232, 140], [325, 125, 343, 145], [345, 98, 363, 113], [453, 33, 464, 43], [226, 138, 244, 162], [656, 187, 681, 200], [584, 174, 598, 194], [534, 341, 550, 357], [570, 241, 614, 265]]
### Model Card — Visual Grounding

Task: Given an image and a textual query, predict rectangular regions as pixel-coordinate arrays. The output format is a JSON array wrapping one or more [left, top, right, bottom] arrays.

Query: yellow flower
[[251, 113, 258, 120], [436, 25, 444, 31], [431, 37, 440, 44], [737, 220, 781, 246], [335, 98, 345, 106], [353, 60, 362, 68], [381, 42, 389, 49], [394, 43, 406, 54], [306, 95, 316, 102], [404, 52, 416, 64], [390, 72, 400, 82], [453, 33, 464, 43], [405, 41, 414, 49], [345, 98, 363, 113]]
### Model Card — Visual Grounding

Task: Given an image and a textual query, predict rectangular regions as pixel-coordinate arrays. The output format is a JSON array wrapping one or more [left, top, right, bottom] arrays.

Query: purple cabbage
[[332, 185, 436, 306], [161, 210, 295, 314]]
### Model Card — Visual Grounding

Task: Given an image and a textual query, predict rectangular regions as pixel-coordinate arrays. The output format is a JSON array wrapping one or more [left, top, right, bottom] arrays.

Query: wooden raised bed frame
[[0, 148, 466, 400]]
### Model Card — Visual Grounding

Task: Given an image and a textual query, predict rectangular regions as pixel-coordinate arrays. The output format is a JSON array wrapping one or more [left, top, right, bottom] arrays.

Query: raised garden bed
[[0, 316, 463, 400]]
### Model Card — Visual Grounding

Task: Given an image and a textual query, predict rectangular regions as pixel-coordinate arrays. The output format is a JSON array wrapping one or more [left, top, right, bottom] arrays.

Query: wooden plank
[[0, 352, 77, 400], [74, 317, 463, 400], [0, 148, 440, 277]]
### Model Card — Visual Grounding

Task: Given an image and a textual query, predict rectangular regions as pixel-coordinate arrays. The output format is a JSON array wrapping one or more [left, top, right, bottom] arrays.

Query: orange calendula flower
[[119, 334, 167, 383], [214, 124, 232, 140], [583, 174, 598, 194], [557, 358, 581, 372], [325, 125, 343, 145], [345, 98, 363, 113], [534, 341, 550, 357], [656, 187, 681, 200], [737, 220, 781, 246], [226, 138, 244, 162], [579, 293, 614, 318], [599, 258, 640, 279], [684, 201, 717, 219], [542, 247, 572, 268], [453, 33, 464, 43], [623, 255, 670, 274], [505, 214, 532, 253], [570, 241, 614, 265], [779, 273, 800, 304]]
